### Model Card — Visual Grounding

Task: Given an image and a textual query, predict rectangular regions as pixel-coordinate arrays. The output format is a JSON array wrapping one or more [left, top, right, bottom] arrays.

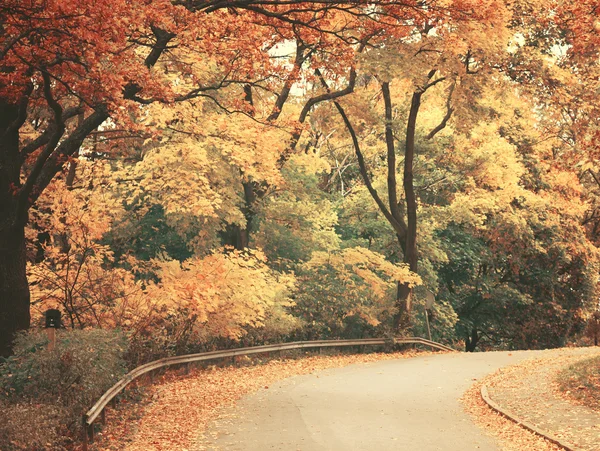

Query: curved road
[[199, 350, 548, 451]]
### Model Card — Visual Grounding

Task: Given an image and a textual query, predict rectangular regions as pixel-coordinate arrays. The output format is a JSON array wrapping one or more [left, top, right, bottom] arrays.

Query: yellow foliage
[[307, 247, 421, 291], [146, 249, 296, 340]]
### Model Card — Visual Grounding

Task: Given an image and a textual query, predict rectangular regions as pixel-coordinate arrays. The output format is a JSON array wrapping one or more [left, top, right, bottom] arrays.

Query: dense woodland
[[2, 0, 600, 363], [4, 1, 600, 447]]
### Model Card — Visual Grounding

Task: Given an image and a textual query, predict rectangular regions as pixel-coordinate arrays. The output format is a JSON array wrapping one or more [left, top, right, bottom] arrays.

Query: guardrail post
[[82, 416, 88, 451], [101, 408, 106, 425], [82, 416, 95, 448]]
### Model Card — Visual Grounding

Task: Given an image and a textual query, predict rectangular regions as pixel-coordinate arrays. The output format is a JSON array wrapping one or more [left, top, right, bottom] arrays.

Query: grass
[[557, 355, 600, 410]]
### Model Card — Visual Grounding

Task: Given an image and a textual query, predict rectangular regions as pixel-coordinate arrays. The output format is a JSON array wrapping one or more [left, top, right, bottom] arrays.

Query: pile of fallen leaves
[[556, 355, 600, 410], [90, 349, 430, 451]]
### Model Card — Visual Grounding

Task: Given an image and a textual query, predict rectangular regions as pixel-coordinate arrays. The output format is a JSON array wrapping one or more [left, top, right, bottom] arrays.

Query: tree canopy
[[1, 0, 600, 359]]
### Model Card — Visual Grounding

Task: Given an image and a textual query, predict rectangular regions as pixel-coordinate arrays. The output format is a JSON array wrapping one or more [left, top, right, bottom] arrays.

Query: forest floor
[[89, 347, 600, 451]]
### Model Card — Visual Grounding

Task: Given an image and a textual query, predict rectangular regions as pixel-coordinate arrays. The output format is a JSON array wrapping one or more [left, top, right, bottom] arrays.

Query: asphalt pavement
[[199, 350, 547, 451]]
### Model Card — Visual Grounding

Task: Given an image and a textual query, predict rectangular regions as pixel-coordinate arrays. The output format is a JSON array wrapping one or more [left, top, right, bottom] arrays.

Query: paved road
[[200, 350, 545, 451]]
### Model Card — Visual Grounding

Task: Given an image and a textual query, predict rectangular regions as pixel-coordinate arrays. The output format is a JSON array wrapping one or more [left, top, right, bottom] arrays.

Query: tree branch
[[267, 39, 313, 122], [316, 71, 407, 236], [17, 72, 67, 222], [381, 81, 404, 225], [298, 67, 357, 124], [20, 107, 81, 157], [426, 81, 455, 140], [21, 108, 109, 216]]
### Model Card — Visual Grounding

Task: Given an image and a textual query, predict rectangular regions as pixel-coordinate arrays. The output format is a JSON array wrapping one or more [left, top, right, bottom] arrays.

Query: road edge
[[480, 385, 583, 451]]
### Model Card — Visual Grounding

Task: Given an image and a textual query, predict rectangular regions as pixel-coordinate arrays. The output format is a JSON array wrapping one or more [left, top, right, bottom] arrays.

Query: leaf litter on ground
[[462, 347, 600, 451]]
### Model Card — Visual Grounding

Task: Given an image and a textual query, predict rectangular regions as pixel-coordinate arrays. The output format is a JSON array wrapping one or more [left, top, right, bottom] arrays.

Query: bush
[[0, 329, 127, 450]]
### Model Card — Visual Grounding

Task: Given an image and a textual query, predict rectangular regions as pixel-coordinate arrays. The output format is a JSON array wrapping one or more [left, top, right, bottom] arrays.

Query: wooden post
[[44, 309, 61, 352], [101, 408, 106, 425], [46, 327, 56, 352]]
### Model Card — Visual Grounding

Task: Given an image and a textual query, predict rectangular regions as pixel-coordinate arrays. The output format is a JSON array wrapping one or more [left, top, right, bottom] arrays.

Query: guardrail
[[82, 336, 456, 449]]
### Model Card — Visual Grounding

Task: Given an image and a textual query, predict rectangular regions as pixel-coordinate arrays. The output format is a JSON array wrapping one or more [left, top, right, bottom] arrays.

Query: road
[[200, 350, 546, 451]]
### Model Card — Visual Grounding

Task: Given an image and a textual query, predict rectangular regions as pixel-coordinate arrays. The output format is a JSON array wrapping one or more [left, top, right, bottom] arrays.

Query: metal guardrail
[[82, 336, 456, 449]]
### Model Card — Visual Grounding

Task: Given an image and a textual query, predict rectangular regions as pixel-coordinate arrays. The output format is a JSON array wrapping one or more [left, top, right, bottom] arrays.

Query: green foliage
[[336, 185, 396, 254], [105, 203, 194, 264], [0, 329, 127, 450], [254, 159, 340, 267]]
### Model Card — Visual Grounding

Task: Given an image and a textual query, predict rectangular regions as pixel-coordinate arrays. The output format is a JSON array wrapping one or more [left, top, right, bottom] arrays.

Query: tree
[[0, 0, 179, 355], [0, 1, 254, 354], [435, 88, 600, 350], [310, 2, 511, 331]]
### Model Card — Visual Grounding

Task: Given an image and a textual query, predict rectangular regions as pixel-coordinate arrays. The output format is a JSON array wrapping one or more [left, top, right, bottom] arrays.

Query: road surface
[[200, 350, 546, 451]]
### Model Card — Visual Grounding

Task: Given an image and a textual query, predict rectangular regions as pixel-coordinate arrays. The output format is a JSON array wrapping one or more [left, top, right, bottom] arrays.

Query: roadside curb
[[480, 385, 583, 451]]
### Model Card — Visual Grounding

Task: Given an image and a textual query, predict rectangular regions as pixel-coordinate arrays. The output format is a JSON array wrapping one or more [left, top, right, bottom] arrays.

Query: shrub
[[0, 329, 127, 450]]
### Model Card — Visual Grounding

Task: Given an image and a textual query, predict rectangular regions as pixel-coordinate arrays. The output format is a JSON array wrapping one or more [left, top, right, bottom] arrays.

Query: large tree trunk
[[0, 226, 30, 357], [0, 100, 30, 357]]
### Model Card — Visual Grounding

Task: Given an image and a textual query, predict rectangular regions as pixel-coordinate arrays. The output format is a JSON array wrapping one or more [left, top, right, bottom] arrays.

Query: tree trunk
[[465, 328, 479, 352], [0, 227, 31, 357], [237, 180, 257, 249], [0, 99, 31, 357], [393, 91, 422, 332], [222, 180, 257, 250]]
